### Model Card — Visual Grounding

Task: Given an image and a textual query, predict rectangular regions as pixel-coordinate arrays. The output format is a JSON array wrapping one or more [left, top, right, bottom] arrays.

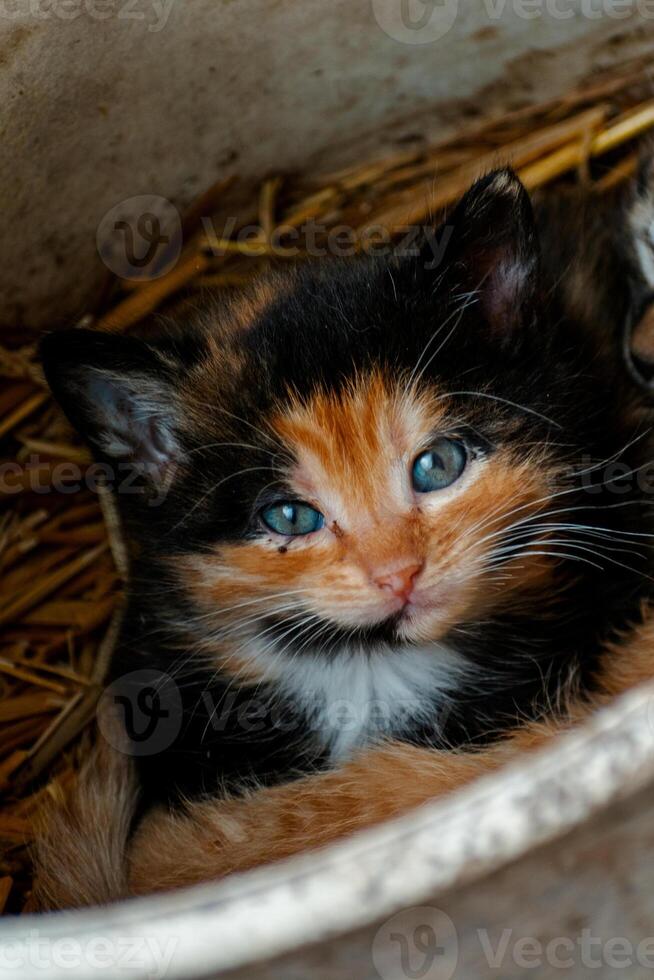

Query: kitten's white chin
[[246, 635, 469, 761]]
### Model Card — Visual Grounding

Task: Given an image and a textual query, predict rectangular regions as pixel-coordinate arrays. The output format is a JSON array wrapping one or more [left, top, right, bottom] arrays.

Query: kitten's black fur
[[41, 169, 654, 808]]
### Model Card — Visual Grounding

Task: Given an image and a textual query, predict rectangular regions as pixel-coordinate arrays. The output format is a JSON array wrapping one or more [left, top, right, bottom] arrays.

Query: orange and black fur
[[34, 167, 654, 907]]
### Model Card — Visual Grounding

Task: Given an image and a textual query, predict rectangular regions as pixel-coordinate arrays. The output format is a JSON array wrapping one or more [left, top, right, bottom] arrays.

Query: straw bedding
[[2, 64, 654, 914]]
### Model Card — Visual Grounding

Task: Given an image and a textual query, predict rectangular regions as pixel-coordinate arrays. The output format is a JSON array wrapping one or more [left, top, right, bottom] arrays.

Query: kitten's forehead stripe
[[272, 372, 449, 513]]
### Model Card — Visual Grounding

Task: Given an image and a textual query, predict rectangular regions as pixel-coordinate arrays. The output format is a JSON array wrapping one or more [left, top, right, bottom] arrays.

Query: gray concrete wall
[[1, 2, 653, 324]]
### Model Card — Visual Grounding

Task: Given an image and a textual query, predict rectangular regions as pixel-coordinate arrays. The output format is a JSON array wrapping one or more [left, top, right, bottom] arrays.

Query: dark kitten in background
[[36, 166, 654, 904]]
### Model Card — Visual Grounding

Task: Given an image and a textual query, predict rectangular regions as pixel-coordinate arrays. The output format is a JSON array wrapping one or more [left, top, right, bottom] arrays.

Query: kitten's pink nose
[[373, 562, 423, 602]]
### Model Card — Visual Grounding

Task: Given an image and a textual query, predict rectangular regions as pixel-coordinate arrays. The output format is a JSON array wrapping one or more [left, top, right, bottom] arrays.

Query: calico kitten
[[36, 166, 654, 904]]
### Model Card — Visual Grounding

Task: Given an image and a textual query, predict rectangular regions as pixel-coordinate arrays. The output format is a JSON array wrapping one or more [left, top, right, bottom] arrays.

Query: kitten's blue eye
[[412, 439, 467, 493], [260, 501, 324, 536]]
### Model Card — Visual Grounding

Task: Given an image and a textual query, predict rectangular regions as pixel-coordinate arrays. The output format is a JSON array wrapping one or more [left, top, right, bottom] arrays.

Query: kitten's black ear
[[39, 329, 182, 485], [436, 168, 539, 337]]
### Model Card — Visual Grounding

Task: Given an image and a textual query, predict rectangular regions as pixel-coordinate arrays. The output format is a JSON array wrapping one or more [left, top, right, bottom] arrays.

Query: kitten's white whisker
[[193, 403, 283, 451], [403, 270, 455, 393], [169, 466, 273, 532], [436, 390, 563, 429], [409, 292, 479, 392], [466, 486, 654, 553], [187, 440, 292, 465], [198, 613, 322, 739], [209, 602, 313, 640], [187, 589, 314, 621]]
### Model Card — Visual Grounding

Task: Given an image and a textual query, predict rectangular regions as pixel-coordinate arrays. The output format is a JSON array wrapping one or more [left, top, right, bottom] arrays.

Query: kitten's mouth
[[395, 581, 461, 622], [259, 608, 428, 653], [257, 582, 464, 655]]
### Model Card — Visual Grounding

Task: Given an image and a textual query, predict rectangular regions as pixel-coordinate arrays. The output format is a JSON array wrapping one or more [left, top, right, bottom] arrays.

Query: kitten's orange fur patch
[[178, 277, 286, 420]]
